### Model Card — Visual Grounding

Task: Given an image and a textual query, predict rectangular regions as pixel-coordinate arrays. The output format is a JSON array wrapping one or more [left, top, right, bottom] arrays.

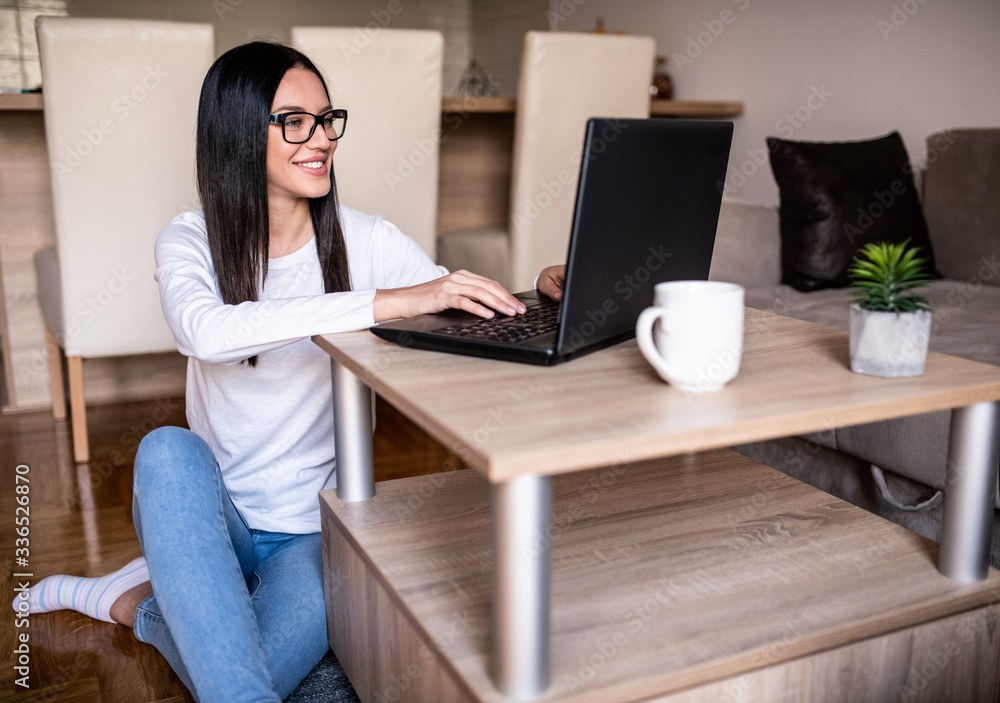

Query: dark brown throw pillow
[[766, 131, 939, 291]]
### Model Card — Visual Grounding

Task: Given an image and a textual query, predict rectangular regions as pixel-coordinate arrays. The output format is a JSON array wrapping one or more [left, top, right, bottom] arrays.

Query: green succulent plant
[[848, 240, 933, 313]]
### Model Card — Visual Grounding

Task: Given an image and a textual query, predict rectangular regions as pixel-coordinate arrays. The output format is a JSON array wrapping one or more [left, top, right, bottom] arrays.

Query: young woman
[[17, 41, 564, 701]]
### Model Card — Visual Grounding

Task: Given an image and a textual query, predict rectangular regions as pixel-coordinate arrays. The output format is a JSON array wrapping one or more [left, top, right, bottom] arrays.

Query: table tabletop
[[314, 307, 1000, 483]]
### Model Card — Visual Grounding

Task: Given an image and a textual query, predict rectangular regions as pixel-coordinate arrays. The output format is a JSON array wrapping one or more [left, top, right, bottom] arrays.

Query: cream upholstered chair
[[290, 27, 443, 259], [438, 31, 655, 292], [35, 17, 214, 462]]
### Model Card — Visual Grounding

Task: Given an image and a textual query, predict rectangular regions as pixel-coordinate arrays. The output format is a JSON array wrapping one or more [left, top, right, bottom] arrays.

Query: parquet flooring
[[1, 395, 462, 702]]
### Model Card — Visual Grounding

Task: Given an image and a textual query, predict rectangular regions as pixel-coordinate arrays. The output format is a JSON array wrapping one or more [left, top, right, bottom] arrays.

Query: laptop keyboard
[[433, 302, 559, 343]]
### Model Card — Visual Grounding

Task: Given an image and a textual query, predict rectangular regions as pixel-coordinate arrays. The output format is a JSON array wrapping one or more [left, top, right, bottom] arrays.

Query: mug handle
[[636, 307, 676, 381]]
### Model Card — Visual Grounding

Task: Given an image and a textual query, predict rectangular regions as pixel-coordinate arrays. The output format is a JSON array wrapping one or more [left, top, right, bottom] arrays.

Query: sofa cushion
[[709, 198, 782, 288], [744, 280, 1000, 367], [921, 129, 1000, 283], [766, 131, 939, 292], [745, 279, 1000, 507]]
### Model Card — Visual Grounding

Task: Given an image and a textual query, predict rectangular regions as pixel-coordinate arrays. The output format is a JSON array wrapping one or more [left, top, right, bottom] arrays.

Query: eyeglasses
[[268, 109, 348, 144]]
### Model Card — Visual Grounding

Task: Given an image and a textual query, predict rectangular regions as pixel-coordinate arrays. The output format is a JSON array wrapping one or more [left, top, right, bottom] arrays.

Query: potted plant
[[848, 240, 933, 377]]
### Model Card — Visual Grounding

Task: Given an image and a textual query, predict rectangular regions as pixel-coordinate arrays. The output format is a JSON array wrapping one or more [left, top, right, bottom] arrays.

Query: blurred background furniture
[[0, 19, 740, 417], [291, 26, 444, 260], [437, 30, 655, 291], [708, 128, 1000, 567], [34, 17, 213, 462]]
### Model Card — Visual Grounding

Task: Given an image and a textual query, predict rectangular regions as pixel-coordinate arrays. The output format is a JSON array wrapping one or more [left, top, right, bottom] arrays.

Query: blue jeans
[[132, 426, 329, 702]]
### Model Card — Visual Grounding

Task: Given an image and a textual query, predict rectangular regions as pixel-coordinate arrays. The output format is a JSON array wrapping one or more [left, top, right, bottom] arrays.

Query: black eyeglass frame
[[268, 108, 348, 144]]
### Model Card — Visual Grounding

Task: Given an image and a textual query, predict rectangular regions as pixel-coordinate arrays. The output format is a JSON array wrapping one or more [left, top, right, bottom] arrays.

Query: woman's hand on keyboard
[[537, 265, 566, 302], [374, 270, 526, 322]]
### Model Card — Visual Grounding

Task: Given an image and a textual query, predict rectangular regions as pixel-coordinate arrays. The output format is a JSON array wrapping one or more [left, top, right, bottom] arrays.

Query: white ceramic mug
[[636, 281, 745, 391]]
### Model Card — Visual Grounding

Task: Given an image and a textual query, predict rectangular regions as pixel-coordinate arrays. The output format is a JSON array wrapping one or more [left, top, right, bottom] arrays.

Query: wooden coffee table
[[313, 308, 1000, 702]]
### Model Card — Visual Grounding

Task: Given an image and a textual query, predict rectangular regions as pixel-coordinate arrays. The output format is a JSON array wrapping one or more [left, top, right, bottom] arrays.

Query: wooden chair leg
[[66, 356, 89, 463], [45, 326, 67, 421]]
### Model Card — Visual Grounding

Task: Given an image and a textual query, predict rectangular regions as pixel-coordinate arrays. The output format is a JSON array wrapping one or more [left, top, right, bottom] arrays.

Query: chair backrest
[[37, 17, 213, 358], [291, 27, 443, 260], [508, 31, 654, 292]]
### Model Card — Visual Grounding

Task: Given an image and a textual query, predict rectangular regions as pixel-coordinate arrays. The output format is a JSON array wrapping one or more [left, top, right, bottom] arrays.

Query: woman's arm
[[154, 217, 378, 365], [369, 215, 524, 321], [155, 212, 527, 365], [375, 269, 524, 321]]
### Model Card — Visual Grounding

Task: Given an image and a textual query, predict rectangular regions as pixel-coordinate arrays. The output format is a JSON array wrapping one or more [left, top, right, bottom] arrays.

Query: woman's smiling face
[[266, 67, 336, 207]]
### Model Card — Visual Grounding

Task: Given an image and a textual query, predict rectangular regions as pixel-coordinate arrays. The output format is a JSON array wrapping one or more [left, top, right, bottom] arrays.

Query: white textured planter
[[849, 304, 932, 377]]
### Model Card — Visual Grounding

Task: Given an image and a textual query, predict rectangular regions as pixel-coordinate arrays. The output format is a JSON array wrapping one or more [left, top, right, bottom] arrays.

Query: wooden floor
[[0, 395, 463, 703]]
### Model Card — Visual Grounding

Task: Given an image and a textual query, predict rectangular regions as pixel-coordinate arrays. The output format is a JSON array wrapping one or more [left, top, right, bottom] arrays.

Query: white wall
[[66, 0, 550, 96], [551, 0, 1000, 205], [472, 0, 549, 97], [67, 0, 475, 94]]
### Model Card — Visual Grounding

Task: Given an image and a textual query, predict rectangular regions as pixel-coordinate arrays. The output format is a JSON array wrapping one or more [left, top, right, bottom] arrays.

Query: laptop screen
[[556, 118, 734, 358]]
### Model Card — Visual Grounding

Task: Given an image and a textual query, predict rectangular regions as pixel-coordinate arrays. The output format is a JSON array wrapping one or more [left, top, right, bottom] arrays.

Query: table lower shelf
[[319, 449, 1000, 702]]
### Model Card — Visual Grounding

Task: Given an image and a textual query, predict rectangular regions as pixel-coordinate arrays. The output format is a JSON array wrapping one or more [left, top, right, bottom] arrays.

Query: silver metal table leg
[[491, 474, 552, 700], [331, 358, 375, 502], [939, 400, 1000, 582]]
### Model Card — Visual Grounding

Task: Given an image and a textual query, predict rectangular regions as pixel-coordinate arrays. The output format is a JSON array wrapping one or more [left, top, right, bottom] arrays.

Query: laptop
[[370, 118, 734, 365]]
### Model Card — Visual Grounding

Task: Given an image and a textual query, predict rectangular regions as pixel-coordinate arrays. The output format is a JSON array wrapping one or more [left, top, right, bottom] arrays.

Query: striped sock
[[12, 556, 149, 624]]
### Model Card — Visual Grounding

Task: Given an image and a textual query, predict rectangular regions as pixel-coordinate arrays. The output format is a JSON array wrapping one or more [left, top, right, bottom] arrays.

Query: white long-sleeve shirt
[[153, 207, 447, 533]]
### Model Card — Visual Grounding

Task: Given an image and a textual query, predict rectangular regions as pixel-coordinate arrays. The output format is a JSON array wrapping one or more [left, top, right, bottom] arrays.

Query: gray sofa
[[707, 128, 1000, 566]]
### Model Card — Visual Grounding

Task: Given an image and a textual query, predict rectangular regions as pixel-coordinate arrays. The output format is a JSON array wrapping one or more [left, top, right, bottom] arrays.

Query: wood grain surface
[[0, 109, 58, 410], [648, 99, 744, 117], [437, 112, 514, 234], [314, 308, 1000, 482], [321, 451, 1000, 702], [439, 97, 743, 117]]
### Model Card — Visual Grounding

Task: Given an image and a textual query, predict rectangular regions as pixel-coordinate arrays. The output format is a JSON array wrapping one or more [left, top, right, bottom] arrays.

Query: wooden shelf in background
[[441, 96, 516, 113], [0, 92, 43, 110], [0, 93, 744, 118], [442, 96, 743, 118], [650, 98, 743, 117]]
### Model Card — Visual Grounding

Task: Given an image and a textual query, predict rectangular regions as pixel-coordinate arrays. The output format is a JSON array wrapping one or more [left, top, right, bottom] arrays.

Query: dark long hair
[[196, 42, 351, 366]]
